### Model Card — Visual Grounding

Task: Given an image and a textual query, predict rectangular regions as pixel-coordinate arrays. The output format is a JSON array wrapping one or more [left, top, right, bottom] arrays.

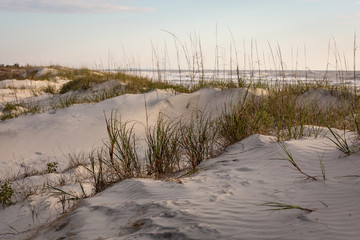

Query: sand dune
[[32, 134, 360, 240], [0, 84, 359, 239]]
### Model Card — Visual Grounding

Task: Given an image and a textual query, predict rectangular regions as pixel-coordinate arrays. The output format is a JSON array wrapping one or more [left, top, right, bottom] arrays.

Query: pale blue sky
[[0, 0, 359, 70]]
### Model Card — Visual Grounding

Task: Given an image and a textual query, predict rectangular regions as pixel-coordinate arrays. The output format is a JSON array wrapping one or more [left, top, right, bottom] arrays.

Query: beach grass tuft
[[103, 111, 141, 180], [145, 113, 181, 177], [326, 126, 352, 155], [257, 201, 315, 213], [179, 111, 220, 170], [277, 141, 318, 181]]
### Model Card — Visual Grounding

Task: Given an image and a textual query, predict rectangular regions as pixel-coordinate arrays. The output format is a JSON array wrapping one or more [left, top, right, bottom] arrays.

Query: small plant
[[326, 126, 352, 155], [319, 152, 326, 180], [277, 141, 318, 181], [47, 162, 58, 173], [0, 182, 14, 206], [64, 152, 87, 171], [257, 201, 315, 213], [48, 185, 82, 213]]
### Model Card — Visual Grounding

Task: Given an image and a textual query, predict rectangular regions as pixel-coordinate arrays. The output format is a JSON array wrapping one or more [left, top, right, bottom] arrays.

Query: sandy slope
[[0, 88, 246, 178], [32, 134, 360, 240], [0, 78, 69, 105], [0, 87, 359, 239]]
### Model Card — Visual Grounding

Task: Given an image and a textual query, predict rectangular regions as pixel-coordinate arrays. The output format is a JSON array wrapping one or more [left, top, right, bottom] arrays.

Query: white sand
[[0, 86, 359, 239], [32, 134, 360, 240], [0, 79, 69, 107]]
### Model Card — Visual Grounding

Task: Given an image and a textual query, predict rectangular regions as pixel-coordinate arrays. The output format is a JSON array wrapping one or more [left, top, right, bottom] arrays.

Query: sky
[[0, 0, 359, 70]]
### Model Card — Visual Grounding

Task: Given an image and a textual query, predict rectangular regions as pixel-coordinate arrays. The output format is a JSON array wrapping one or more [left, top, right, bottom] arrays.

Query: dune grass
[[277, 141, 318, 181], [1, 62, 360, 226], [218, 92, 274, 147], [2, 36, 360, 238], [257, 201, 315, 213], [145, 113, 181, 177], [103, 111, 141, 180], [2, 76, 360, 204], [326, 126, 353, 155], [179, 111, 221, 170]]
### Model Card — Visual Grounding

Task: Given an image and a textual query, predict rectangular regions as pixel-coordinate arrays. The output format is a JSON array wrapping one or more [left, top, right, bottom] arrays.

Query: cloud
[[0, 0, 155, 14]]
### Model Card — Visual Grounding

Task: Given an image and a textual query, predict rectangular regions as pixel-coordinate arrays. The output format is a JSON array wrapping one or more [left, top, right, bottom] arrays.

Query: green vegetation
[[47, 162, 58, 173], [85, 149, 108, 194], [1, 63, 360, 222], [319, 153, 326, 180], [277, 141, 318, 181], [1, 102, 42, 121], [145, 113, 180, 177], [326, 126, 353, 155], [257, 201, 315, 213], [179, 112, 220, 170], [103, 112, 141, 180], [218, 92, 273, 147], [41, 84, 57, 94], [0, 182, 14, 206]]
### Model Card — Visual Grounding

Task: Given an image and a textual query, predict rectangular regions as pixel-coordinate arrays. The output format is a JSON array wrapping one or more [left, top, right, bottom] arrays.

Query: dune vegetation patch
[[1, 62, 360, 239]]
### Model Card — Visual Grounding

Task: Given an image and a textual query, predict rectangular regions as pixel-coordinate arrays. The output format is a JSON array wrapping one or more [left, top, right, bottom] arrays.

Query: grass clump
[[1, 103, 20, 120], [82, 112, 141, 194], [268, 89, 313, 141], [1, 102, 42, 121], [326, 126, 353, 155], [218, 93, 273, 147], [48, 185, 85, 213], [60, 77, 102, 94], [41, 84, 57, 94], [84, 149, 108, 194], [179, 111, 220, 170], [104, 111, 141, 180], [58, 95, 79, 108], [145, 113, 181, 177]]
